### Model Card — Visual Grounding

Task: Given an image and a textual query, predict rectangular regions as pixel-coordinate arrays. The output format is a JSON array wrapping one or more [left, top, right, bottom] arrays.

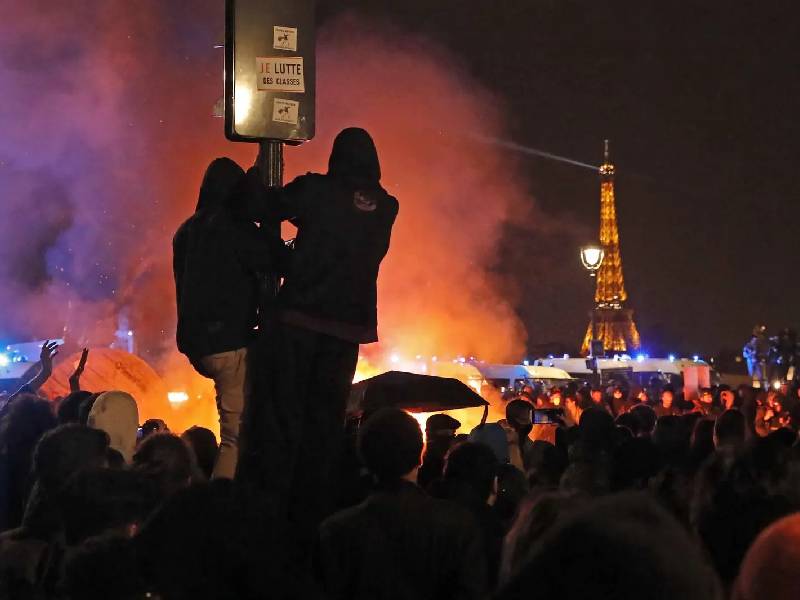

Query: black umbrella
[[348, 370, 488, 423]]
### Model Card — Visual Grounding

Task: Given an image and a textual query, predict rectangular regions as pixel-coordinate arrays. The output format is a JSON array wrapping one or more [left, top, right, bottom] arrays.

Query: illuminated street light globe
[[580, 245, 605, 277]]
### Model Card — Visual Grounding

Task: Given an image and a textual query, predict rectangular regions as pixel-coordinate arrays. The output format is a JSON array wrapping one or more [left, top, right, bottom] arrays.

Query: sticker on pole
[[256, 57, 304, 93], [272, 98, 299, 125], [273, 26, 297, 51]]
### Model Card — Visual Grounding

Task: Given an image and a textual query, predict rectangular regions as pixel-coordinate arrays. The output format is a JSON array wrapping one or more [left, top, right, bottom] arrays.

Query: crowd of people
[[515, 379, 800, 436], [3, 355, 800, 598], [2, 126, 800, 598]]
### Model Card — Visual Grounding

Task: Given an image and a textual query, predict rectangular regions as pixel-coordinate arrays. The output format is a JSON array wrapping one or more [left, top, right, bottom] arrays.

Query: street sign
[[225, 0, 315, 142]]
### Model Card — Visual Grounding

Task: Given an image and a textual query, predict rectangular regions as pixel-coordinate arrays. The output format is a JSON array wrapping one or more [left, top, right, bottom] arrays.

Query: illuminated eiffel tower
[[581, 140, 641, 355]]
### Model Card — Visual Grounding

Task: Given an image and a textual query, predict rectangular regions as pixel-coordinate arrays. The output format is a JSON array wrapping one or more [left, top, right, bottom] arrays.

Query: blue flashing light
[[693, 355, 700, 362], [668, 354, 676, 362], [522, 359, 529, 366], [0, 353, 8, 367], [636, 354, 646, 363]]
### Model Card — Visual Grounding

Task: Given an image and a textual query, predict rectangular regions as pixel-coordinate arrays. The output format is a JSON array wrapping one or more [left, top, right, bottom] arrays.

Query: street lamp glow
[[580, 245, 605, 276]]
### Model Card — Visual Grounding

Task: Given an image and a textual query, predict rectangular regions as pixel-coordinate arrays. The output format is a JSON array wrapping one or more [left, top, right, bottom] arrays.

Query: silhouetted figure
[[237, 129, 398, 548], [469, 399, 533, 470], [714, 409, 746, 449], [132, 433, 196, 504], [174, 157, 287, 479], [318, 408, 486, 600], [430, 441, 503, 587], [0, 394, 56, 532], [181, 426, 219, 481], [417, 413, 460, 490]]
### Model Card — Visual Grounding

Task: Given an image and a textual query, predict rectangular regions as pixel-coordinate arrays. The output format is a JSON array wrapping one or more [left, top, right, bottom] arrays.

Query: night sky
[[319, 1, 800, 357]]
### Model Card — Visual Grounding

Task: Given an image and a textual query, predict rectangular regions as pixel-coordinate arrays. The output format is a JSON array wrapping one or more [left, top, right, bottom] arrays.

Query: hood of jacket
[[88, 391, 139, 464], [196, 157, 245, 212], [327, 128, 381, 186]]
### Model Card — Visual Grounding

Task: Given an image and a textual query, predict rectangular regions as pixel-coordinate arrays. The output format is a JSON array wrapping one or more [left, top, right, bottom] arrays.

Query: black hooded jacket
[[246, 128, 398, 343], [173, 158, 288, 359]]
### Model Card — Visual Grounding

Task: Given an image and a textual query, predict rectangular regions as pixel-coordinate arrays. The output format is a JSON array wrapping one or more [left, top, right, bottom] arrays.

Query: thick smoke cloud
[[1, 5, 550, 429], [288, 16, 533, 363]]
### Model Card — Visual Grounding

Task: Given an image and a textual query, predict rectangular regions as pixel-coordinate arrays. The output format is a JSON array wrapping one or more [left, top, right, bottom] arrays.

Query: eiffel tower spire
[[581, 140, 641, 355]]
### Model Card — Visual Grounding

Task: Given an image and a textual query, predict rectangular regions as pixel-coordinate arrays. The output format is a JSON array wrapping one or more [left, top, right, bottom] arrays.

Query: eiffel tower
[[581, 140, 641, 355]]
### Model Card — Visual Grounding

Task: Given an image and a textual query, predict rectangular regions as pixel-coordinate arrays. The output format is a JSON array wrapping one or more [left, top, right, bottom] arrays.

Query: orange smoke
[[5, 8, 535, 434], [146, 15, 534, 432]]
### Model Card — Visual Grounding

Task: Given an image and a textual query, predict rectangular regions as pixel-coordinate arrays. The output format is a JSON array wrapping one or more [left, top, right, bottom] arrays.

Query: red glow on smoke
[[2, 7, 536, 433]]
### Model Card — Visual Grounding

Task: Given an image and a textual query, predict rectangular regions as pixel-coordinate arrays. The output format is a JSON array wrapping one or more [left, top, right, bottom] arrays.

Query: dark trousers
[[237, 322, 359, 539]]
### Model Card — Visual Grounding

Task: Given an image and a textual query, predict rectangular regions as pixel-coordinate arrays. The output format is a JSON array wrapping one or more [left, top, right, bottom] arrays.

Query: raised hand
[[39, 340, 59, 375], [69, 348, 89, 392]]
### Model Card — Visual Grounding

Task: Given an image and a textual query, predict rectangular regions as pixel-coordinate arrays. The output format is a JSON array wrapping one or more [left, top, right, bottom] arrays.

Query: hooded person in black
[[236, 129, 398, 557], [173, 157, 287, 479]]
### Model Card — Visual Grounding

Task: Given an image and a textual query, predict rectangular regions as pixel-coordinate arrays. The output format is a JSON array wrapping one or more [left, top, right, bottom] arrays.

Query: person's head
[[527, 440, 568, 489], [132, 433, 195, 501], [629, 404, 657, 436], [57, 391, 93, 425], [88, 391, 139, 463], [612, 386, 624, 400], [590, 388, 603, 403], [196, 157, 245, 212], [58, 468, 155, 545], [139, 419, 169, 443], [734, 513, 800, 600], [611, 436, 660, 490], [424, 413, 460, 440], [358, 408, 422, 483], [549, 388, 562, 406], [443, 441, 499, 503], [327, 127, 381, 185], [660, 387, 675, 408], [506, 399, 533, 433], [578, 407, 615, 450], [719, 386, 736, 410], [699, 387, 714, 405], [32, 424, 110, 495], [181, 426, 218, 481], [653, 415, 691, 466], [564, 394, 581, 421], [0, 392, 56, 452], [497, 493, 722, 600], [766, 390, 781, 408], [714, 409, 746, 449], [61, 534, 144, 600], [637, 388, 650, 404]]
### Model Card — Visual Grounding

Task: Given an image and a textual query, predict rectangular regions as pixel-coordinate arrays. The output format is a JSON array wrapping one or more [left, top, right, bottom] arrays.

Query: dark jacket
[[246, 128, 398, 343], [318, 481, 487, 600], [173, 158, 287, 359]]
